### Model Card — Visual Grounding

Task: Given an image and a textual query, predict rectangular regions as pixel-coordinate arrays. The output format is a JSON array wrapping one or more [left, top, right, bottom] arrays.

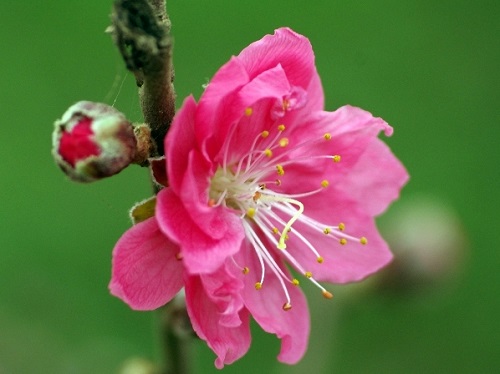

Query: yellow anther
[[175, 252, 183, 261], [242, 267, 250, 275], [305, 271, 313, 279], [332, 155, 341, 163], [279, 137, 289, 147], [245, 107, 253, 116], [322, 290, 334, 299], [276, 165, 285, 176], [253, 191, 262, 201], [246, 208, 256, 219], [278, 124, 286, 132], [338, 222, 345, 231], [324, 133, 332, 140], [284, 234, 290, 241], [282, 302, 292, 311], [360, 237, 368, 245], [339, 238, 347, 245], [323, 227, 331, 235], [272, 227, 279, 234], [264, 149, 273, 157], [255, 282, 262, 290], [317, 256, 324, 264], [261, 130, 269, 138], [292, 279, 300, 286], [321, 180, 329, 188]]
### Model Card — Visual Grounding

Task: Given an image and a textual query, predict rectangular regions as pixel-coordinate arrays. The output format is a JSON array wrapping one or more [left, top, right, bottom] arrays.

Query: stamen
[[243, 223, 266, 286], [324, 133, 332, 140], [246, 208, 256, 219], [244, 221, 292, 306], [245, 107, 253, 116], [339, 238, 347, 245], [360, 237, 368, 245], [264, 149, 273, 157], [279, 138, 289, 147], [261, 130, 269, 138], [292, 279, 300, 286], [276, 165, 285, 176], [305, 271, 313, 278], [242, 266, 250, 274], [282, 302, 292, 311], [276, 198, 304, 249], [278, 124, 286, 132], [321, 180, 329, 188], [338, 222, 345, 231], [332, 155, 341, 163], [322, 290, 334, 299], [255, 282, 262, 290]]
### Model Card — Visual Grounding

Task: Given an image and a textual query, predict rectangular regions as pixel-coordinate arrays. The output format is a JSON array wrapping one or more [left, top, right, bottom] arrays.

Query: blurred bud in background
[[119, 357, 158, 374], [376, 195, 468, 294], [52, 101, 137, 182]]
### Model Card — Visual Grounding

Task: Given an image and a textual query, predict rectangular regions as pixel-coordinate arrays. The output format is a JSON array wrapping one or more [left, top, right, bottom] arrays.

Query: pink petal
[[109, 217, 183, 310], [238, 28, 316, 92], [185, 272, 251, 369], [334, 138, 409, 216], [210, 64, 294, 162], [196, 57, 250, 147], [235, 243, 310, 364], [165, 95, 199, 193], [287, 199, 393, 284], [274, 105, 396, 194], [156, 188, 244, 274]]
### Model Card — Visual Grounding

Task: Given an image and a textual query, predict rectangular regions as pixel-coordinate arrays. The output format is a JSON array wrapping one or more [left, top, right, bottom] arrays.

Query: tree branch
[[111, 0, 175, 155]]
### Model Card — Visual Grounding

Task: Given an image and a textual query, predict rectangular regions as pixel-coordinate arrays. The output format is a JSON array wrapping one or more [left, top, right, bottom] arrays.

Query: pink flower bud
[[52, 101, 137, 182]]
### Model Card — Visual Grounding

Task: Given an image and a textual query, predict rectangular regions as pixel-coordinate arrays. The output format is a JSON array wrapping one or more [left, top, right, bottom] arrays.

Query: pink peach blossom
[[110, 27, 408, 368]]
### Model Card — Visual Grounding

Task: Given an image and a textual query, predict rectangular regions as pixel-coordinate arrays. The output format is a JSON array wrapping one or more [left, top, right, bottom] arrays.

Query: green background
[[1, 1, 498, 373]]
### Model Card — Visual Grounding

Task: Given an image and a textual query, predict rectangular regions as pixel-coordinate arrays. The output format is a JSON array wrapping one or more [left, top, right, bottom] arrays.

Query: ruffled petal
[[334, 137, 409, 216], [109, 217, 183, 310], [235, 243, 310, 364], [165, 95, 199, 193], [156, 188, 244, 274], [287, 199, 393, 284], [196, 57, 250, 148], [238, 28, 317, 92], [185, 272, 251, 369], [213, 64, 294, 162], [273, 105, 396, 195]]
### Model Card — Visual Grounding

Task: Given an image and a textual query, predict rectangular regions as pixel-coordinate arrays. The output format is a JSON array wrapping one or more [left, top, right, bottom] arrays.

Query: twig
[[110, 0, 175, 156]]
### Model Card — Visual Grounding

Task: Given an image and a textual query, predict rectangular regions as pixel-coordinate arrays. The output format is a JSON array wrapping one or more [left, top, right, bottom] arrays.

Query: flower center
[[208, 107, 367, 311]]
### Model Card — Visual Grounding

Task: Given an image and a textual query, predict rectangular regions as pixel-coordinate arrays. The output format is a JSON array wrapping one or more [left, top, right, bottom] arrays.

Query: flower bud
[[52, 101, 137, 182]]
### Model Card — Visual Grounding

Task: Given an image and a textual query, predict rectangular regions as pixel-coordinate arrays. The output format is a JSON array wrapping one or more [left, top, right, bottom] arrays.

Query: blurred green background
[[1, 0, 498, 373]]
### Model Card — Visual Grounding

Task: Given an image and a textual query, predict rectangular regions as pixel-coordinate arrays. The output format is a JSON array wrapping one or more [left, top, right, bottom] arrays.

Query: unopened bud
[[52, 101, 137, 182]]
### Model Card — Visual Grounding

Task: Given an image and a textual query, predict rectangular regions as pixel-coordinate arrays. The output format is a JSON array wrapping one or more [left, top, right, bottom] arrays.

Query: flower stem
[[159, 297, 193, 374]]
